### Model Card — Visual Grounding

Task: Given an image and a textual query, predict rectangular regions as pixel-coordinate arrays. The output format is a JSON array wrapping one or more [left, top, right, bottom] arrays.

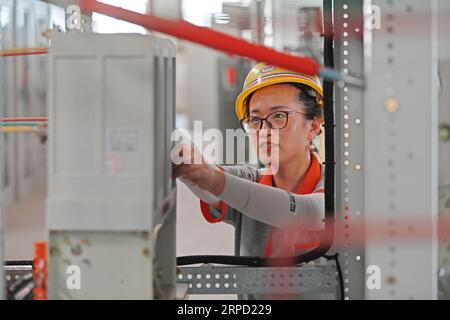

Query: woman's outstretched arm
[[172, 143, 323, 230], [216, 172, 324, 230]]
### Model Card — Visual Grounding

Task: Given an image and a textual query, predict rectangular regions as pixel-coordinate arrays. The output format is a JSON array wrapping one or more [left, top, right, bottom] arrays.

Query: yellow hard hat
[[235, 62, 323, 121]]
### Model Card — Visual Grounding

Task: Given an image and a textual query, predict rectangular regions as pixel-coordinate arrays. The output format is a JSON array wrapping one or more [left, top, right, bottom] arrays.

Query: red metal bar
[[77, 0, 320, 76], [33, 241, 48, 300]]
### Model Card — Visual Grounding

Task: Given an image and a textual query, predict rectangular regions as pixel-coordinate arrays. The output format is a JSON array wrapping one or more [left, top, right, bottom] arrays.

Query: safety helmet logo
[[260, 64, 275, 73]]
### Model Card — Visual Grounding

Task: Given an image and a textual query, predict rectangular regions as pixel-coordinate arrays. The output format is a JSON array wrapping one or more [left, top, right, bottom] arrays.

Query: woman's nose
[[261, 119, 271, 130]]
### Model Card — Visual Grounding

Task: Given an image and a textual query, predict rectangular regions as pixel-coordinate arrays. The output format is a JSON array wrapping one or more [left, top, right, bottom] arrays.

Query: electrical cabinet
[[46, 32, 176, 299]]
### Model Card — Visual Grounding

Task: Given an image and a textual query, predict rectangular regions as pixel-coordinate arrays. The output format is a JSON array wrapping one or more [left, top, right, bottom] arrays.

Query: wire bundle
[[0, 117, 47, 133]]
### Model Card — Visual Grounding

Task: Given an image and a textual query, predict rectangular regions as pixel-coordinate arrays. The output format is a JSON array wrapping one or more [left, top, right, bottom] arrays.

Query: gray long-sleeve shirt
[[200, 151, 325, 258]]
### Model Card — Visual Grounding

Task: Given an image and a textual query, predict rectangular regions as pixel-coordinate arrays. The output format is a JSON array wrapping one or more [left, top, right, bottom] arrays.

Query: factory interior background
[[1, 0, 450, 301]]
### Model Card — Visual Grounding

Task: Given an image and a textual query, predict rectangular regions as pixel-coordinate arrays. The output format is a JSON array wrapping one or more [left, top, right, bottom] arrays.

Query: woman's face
[[247, 83, 321, 167]]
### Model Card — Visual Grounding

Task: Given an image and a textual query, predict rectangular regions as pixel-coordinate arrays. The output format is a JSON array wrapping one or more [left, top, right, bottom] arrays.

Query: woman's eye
[[249, 117, 260, 124], [272, 113, 286, 119]]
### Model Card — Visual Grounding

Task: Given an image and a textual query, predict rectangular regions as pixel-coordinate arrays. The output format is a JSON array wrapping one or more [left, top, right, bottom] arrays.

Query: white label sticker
[[106, 128, 142, 153]]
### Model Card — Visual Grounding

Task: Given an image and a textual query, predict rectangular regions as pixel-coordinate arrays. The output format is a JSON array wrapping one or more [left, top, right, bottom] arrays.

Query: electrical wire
[[0, 47, 48, 57], [0, 118, 47, 133], [177, 254, 320, 267], [0, 126, 46, 133], [78, 0, 364, 87], [0, 117, 47, 122], [0, 122, 47, 127], [0, 117, 47, 130], [324, 253, 345, 300]]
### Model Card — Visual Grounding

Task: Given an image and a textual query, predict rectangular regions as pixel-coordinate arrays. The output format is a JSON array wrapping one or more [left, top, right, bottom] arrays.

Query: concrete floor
[[176, 180, 234, 256], [4, 186, 47, 261]]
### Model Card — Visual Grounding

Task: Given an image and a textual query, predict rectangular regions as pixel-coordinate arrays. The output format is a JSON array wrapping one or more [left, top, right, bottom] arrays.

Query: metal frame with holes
[[334, 0, 366, 300], [177, 265, 336, 298], [336, 0, 441, 299]]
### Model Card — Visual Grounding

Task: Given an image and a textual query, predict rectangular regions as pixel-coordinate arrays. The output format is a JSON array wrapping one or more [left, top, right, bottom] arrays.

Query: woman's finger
[[174, 164, 207, 181], [173, 163, 201, 179], [172, 163, 188, 179], [172, 162, 183, 175], [182, 169, 207, 185], [171, 141, 204, 165]]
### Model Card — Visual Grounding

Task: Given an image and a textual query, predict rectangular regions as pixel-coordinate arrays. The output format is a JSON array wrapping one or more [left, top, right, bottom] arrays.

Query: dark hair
[[243, 82, 323, 135]]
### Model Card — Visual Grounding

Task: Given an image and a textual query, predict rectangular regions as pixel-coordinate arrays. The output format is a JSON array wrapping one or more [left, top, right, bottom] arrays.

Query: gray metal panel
[[334, 0, 366, 300], [48, 231, 153, 299], [178, 265, 335, 296], [0, 31, 4, 297], [217, 58, 241, 133], [437, 0, 450, 300], [154, 38, 177, 300], [155, 53, 165, 205], [14, 0, 38, 201], [0, 111, 4, 300], [0, 0, 14, 301], [364, 0, 439, 299], [217, 58, 251, 165], [29, 0, 51, 186], [438, 59, 450, 299], [1, 0, 16, 207]]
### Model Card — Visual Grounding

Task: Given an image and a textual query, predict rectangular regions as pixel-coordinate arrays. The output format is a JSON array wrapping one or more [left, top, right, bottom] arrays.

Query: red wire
[[0, 117, 48, 122], [77, 0, 320, 76], [0, 50, 48, 57]]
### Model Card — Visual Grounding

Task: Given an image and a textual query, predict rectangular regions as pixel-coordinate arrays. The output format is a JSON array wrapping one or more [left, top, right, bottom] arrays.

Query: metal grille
[[177, 265, 336, 296]]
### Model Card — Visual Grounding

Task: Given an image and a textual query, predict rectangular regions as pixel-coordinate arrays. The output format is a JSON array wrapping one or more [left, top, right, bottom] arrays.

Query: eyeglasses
[[240, 110, 307, 132]]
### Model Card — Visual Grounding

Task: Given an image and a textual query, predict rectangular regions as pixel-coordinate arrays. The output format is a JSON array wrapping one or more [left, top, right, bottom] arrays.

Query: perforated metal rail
[[177, 265, 336, 296]]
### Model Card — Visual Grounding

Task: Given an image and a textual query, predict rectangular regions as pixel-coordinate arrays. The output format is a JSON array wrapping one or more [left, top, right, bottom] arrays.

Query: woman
[[173, 62, 325, 260]]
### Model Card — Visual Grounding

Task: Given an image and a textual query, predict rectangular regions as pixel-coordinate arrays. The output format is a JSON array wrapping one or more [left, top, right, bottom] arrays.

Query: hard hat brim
[[235, 75, 324, 121]]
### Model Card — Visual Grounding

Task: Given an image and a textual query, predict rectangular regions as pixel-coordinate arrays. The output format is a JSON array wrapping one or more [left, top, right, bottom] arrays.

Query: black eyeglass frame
[[239, 110, 308, 132]]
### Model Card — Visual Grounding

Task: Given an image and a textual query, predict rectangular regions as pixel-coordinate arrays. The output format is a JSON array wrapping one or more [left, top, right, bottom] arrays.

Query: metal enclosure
[[437, 0, 450, 300], [46, 32, 176, 299]]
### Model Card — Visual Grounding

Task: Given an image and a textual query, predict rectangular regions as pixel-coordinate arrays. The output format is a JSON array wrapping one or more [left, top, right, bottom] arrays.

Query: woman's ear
[[309, 117, 322, 139]]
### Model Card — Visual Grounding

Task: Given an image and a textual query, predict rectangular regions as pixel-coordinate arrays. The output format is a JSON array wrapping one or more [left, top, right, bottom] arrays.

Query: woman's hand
[[171, 142, 225, 196]]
